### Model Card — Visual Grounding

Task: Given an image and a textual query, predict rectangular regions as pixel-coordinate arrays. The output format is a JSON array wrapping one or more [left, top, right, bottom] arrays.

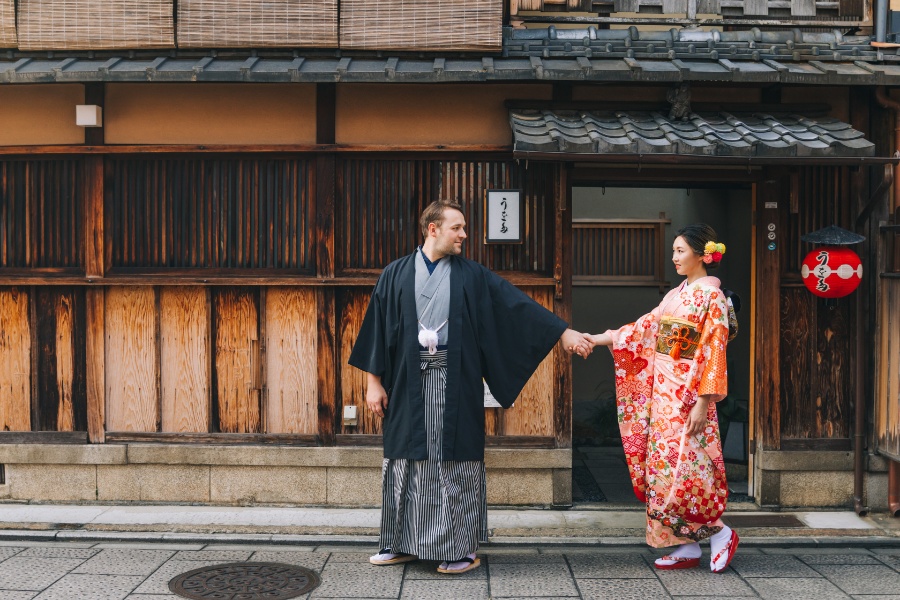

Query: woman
[[586, 223, 739, 573]]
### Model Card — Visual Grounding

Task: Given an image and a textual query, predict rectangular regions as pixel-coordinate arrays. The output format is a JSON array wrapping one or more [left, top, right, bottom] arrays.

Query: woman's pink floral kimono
[[604, 276, 730, 548]]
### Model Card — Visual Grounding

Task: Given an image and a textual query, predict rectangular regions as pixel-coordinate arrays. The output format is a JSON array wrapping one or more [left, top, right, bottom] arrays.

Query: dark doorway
[[570, 185, 753, 505]]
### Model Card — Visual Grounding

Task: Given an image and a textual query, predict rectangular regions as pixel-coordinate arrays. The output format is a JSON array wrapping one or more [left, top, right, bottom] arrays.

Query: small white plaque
[[485, 189, 522, 244], [764, 202, 778, 209], [483, 380, 503, 408]]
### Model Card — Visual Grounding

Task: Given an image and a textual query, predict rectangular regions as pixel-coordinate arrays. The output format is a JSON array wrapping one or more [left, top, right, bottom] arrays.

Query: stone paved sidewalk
[[1, 539, 900, 599]]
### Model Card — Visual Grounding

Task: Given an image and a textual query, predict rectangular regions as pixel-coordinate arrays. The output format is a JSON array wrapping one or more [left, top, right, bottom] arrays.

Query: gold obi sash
[[656, 316, 700, 360]]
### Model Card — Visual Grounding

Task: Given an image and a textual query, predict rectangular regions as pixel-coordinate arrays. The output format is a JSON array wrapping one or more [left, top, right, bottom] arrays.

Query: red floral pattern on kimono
[[605, 276, 730, 548]]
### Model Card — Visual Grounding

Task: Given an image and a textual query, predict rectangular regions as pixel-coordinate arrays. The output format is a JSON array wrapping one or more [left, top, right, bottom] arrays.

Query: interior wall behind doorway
[[571, 186, 752, 463]]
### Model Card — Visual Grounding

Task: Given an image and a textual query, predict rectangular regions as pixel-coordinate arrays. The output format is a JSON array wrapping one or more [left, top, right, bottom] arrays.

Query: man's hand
[[365, 373, 389, 418], [561, 328, 592, 359], [684, 396, 710, 437]]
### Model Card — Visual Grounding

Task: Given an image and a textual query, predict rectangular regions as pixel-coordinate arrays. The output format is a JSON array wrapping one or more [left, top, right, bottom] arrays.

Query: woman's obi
[[655, 316, 700, 361]]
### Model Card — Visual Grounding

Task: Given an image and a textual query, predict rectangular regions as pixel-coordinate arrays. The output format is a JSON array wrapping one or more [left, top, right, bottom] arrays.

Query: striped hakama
[[378, 349, 488, 561]]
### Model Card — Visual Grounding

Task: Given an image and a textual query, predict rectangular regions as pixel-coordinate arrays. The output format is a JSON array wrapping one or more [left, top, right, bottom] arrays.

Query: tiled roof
[[510, 110, 875, 157]]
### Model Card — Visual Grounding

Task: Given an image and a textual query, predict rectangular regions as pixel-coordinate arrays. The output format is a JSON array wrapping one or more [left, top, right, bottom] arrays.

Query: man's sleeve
[[479, 269, 567, 408], [348, 274, 391, 376]]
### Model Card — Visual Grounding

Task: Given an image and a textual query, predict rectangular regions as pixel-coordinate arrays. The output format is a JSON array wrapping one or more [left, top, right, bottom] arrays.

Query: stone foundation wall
[[0, 445, 571, 507], [755, 449, 890, 510]]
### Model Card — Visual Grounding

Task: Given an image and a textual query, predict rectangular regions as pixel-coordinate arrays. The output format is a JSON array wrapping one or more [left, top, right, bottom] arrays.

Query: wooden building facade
[[0, 0, 899, 512]]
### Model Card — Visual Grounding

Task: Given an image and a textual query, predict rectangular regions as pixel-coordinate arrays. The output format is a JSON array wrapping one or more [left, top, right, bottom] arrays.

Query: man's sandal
[[437, 556, 481, 574], [654, 555, 701, 570], [369, 549, 417, 565], [710, 530, 740, 573]]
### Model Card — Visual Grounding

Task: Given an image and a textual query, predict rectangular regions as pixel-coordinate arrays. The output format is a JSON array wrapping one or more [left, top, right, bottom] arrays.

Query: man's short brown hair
[[419, 200, 463, 238]]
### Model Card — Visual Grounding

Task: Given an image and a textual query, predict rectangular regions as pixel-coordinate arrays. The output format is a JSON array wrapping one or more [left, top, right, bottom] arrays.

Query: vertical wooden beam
[[85, 288, 105, 443], [83, 156, 105, 278], [756, 172, 783, 450], [315, 84, 338, 445], [317, 288, 337, 446], [83, 83, 105, 147], [553, 163, 572, 450]]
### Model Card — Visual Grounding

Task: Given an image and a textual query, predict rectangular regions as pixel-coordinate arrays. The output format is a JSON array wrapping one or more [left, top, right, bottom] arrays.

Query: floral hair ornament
[[703, 241, 726, 265]]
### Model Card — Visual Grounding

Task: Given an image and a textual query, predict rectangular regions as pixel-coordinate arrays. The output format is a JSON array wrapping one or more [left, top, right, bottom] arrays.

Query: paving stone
[[0, 557, 86, 591], [0, 548, 24, 561], [170, 550, 253, 561], [746, 577, 851, 599], [489, 563, 579, 597], [16, 547, 99, 559], [655, 568, 756, 596], [250, 551, 330, 571], [404, 559, 485, 580], [730, 554, 820, 577], [567, 553, 654, 578], [73, 549, 175, 576], [31, 574, 142, 600], [0, 592, 37, 600], [795, 553, 881, 565], [875, 554, 900, 571], [323, 552, 375, 563], [482, 552, 565, 564], [123, 595, 181, 600], [311, 561, 404, 598], [818, 564, 900, 595], [399, 580, 489, 599], [130, 560, 223, 595], [92, 543, 205, 551], [205, 544, 315, 552], [849, 596, 900, 600], [576, 578, 670, 600]]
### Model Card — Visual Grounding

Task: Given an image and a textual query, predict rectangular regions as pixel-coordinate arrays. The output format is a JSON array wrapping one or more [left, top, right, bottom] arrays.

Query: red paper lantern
[[800, 246, 863, 298]]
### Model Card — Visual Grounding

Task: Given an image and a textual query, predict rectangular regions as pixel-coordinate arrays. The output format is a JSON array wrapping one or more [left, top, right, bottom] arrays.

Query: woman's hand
[[684, 396, 710, 437], [588, 332, 612, 348]]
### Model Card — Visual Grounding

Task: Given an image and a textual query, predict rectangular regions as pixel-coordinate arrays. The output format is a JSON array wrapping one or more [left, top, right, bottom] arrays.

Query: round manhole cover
[[169, 562, 320, 600]]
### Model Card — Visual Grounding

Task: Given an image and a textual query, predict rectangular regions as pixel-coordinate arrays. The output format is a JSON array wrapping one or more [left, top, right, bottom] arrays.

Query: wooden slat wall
[[876, 278, 900, 461], [572, 221, 665, 285], [213, 288, 261, 433], [16, 0, 174, 50], [338, 159, 553, 273], [105, 286, 159, 432], [341, 0, 503, 51], [109, 158, 313, 271], [177, 0, 338, 48], [0, 288, 30, 431], [265, 288, 317, 434], [0, 160, 83, 269], [778, 166, 853, 442], [339, 288, 381, 435], [439, 161, 555, 273], [0, 0, 15, 47], [160, 287, 210, 433], [35, 288, 87, 432], [502, 286, 555, 436]]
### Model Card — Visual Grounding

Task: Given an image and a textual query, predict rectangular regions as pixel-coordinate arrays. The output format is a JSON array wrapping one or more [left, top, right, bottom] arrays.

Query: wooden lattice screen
[[572, 217, 669, 287], [176, 0, 338, 49], [877, 276, 900, 461], [0, 160, 83, 271], [108, 158, 314, 272], [337, 159, 554, 273], [16, 0, 174, 50], [340, 0, 503, 51], [0, 0, 15, 48]]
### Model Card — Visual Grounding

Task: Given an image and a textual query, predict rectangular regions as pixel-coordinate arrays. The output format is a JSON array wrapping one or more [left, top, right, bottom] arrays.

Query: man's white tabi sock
[[439, 552, 477, 571]]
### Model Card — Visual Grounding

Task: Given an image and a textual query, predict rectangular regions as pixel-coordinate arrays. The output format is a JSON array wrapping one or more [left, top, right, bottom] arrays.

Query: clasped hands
[[560, 328, 606, 360]]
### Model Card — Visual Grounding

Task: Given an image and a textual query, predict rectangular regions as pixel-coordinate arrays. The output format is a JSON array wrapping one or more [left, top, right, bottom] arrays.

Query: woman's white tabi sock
[[668, 542, 701, 559], [710, 525, 736, 571]]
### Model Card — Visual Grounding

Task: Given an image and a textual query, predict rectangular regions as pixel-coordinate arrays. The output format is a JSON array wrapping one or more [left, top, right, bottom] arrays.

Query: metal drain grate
[[169, 562, 320, 600]]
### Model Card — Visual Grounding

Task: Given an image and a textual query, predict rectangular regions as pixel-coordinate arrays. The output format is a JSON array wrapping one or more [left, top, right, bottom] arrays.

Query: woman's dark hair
[[675, 223, 720, 271]]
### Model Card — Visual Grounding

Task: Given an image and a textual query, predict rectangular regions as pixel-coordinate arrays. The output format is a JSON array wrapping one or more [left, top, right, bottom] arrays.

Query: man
[[349, 200, 589, 574]]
